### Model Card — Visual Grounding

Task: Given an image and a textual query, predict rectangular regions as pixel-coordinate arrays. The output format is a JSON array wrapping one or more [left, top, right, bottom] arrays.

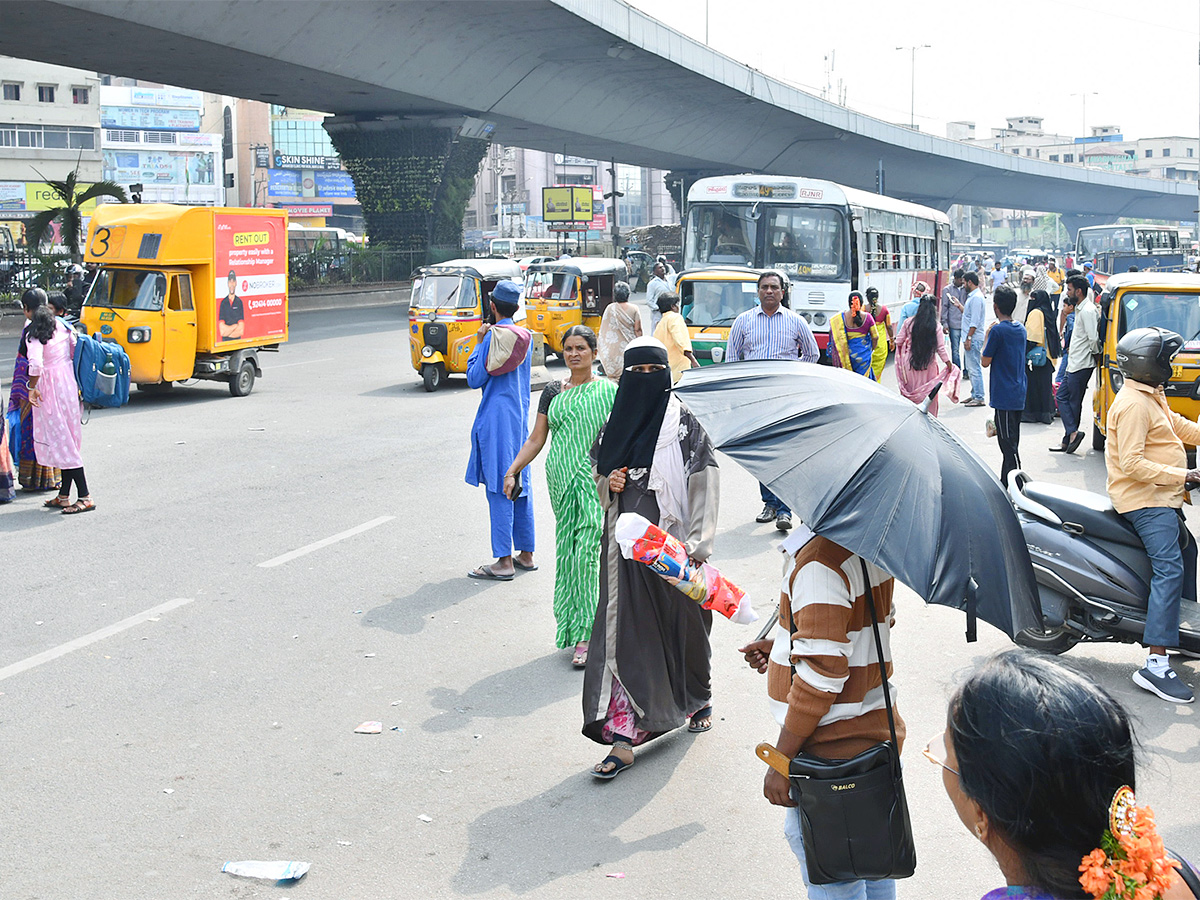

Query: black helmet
[[1115, 327, 1183, 387]]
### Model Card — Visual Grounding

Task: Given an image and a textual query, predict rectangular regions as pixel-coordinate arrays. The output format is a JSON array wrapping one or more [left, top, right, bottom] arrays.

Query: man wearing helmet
[[1107, 326, 1200, 703]]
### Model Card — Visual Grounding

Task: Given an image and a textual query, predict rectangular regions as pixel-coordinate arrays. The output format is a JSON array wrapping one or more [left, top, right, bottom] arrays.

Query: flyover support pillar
[[324, 117, 488, 257]]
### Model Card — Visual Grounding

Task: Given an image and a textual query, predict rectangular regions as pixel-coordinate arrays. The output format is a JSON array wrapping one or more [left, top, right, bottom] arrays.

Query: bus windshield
[[1120, 292, 1200, 341], [410, 275, 477, 311], [85, 267, 167, 310], [685, 204, 847, 280], [686, 205, 758, 267], [682, 279, 759, 327], [525, 271, 577, 301], [1077, 227, 1135, 257]]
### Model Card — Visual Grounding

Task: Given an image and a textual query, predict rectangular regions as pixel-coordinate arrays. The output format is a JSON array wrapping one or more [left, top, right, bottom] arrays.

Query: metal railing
[[288, 246, 477, 291]]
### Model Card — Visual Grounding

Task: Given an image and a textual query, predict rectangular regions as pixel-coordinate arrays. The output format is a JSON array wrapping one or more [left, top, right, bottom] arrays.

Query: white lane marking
[[269, 357, 335, 369], [257, 515, 395, 568], [0, 597, 194, 682]]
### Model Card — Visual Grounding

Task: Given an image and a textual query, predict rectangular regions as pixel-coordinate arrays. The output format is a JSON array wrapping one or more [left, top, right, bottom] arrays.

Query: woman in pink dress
[[26, 306, 93, 513], [895, 294, 960, 416]]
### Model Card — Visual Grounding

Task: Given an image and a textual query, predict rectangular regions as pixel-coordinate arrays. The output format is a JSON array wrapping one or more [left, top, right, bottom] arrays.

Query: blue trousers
[[965, 339, 984, 401], [1123, 506, 1197, 648], [760, 482, 791, 517], [1056, 367, 1093, 439], [784, 805, 896, 900], [486, 489, 535, 559], [947, 327, 962, 369]]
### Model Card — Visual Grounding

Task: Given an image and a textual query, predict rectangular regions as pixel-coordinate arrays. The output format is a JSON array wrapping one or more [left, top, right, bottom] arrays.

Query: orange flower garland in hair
[[1079, 786, 1180, 900]]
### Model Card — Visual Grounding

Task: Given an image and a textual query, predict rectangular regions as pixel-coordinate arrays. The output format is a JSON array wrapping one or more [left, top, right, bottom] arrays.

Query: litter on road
[[354, 721, 382, 734], [417, 814, 432, 823], [221, 861, 310, 881]]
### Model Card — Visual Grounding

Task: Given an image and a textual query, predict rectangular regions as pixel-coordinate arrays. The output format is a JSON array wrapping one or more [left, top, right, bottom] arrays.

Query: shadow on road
[[362, 577, 492, 636], [421, 652, 579, 733], [0, 503, 63, 532], [452, 733, 701, 894]]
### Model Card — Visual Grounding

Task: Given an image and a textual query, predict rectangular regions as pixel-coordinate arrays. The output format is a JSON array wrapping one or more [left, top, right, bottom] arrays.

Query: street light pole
[[896, 44, 931, 129], [1069, 91, 1098, 166]]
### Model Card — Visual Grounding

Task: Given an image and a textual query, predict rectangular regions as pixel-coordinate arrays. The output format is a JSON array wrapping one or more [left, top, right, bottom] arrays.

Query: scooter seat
[[1022, 481, 1144, 548]]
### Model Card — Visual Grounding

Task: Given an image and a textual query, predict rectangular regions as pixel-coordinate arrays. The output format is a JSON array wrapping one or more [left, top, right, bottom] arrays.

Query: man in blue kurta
[[465, 280, 536, 580]]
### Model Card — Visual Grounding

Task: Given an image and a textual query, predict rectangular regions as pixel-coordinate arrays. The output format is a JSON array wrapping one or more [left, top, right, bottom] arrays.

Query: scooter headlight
[[127, 326, 151, 343]]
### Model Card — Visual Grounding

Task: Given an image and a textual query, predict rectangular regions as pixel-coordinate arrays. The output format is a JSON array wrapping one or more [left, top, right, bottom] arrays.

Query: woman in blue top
[[982, 285, 1027, 488]]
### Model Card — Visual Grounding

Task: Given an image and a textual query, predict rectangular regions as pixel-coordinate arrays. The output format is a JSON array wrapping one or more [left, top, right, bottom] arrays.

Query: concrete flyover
[[2, 0, 1194, 220]]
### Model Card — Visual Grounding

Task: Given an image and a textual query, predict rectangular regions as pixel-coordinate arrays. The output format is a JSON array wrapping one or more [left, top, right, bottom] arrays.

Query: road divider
[[0, 597, 194, 682], [257, 515, 395, 568]]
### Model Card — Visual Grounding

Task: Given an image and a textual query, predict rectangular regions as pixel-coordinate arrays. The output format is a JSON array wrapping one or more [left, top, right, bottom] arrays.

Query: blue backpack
[[73, 331, 130, 408]]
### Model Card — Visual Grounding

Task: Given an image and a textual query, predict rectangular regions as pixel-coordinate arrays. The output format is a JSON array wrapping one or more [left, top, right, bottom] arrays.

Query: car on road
[[517, 255, 555, 273]]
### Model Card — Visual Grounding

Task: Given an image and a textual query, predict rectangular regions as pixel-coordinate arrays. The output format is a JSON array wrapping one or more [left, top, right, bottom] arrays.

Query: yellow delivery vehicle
[[408, 258, 522, 391], [676, 266, 788, 364], [82, 204, 288, 396], [523, 258, 627, 355], [1092, 272, 1200, 451]]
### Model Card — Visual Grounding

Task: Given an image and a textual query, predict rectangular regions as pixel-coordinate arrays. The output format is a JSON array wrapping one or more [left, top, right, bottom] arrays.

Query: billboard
[[267, 170, 303, 198], [542, 186, 593, 223], [103, 150, 216, 186], [213, 214, 287, 344], [100, 106, 201, 132], [314, 170, 356, 198]]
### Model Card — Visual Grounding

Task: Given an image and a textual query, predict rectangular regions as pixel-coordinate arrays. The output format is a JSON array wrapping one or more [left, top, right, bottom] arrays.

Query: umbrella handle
[[918, 381, 943, 414], [755, 742, 792, 778]]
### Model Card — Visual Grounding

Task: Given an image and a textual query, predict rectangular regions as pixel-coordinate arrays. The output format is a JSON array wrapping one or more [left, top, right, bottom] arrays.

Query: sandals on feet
[[467, 564, 514, 581], [62, 498, 96, 515], [591, 742, 634, 780], [571, 642, 588, 668], [44, 495, 71, 508], [687, 705, 713, 733]]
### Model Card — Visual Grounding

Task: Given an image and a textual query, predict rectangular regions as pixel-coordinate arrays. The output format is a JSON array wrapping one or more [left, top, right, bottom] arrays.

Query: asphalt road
[[2, 303, 1199, 899]]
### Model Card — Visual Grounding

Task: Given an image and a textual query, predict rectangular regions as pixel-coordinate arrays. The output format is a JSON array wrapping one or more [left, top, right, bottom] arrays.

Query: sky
[[629, 0, 1200, 142]]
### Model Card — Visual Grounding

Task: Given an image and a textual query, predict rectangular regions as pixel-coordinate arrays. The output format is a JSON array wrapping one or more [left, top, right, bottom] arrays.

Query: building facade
[[0, 57, 102, 244], [464, 145, 677, 250]]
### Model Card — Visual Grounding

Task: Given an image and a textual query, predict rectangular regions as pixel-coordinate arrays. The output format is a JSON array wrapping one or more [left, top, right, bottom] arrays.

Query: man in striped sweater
[[740, 527, 905, 898]]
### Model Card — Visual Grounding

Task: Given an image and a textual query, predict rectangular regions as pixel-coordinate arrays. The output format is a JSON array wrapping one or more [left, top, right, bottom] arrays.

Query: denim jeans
[[760, 482, 791, 517], [964, 339, 985, 401], [1056, 367, 1093, 439], [784, 806, 897, 900], [947, 327, 962, 369], [1122, 506, 1197, 648]]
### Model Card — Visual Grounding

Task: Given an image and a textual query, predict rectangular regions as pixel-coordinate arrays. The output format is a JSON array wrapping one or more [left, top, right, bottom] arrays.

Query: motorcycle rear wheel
[[1015, 625, 1079, 655]]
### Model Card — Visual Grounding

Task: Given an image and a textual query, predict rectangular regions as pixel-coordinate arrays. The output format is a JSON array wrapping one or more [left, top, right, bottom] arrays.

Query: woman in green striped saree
[[505, 325, 617, 668]]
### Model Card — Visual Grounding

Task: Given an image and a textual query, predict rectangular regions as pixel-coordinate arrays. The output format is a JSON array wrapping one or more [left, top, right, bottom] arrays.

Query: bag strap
[[784, 556, 901, 763], [860, 558, 902, 771]]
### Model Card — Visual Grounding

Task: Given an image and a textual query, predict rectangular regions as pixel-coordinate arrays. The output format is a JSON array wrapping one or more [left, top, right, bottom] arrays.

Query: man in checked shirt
[[726, 270, 820, 532]]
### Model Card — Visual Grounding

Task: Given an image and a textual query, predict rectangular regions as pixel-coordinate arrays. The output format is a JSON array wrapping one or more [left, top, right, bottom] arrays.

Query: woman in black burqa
[[583, 337, 720, 779]]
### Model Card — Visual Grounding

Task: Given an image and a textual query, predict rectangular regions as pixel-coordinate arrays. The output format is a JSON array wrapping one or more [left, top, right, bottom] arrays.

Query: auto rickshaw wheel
[[422, 362, 445, 392], [230, 360, 256, 397]]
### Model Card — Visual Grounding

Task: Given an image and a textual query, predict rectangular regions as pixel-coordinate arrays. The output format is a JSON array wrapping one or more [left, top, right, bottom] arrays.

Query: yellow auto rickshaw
[[408, 258, 522, 391], [1093, 272, 1200, 451], [523, 258, 627, 355], [675, 266, 789, 364], [81, 204, 289, 396]]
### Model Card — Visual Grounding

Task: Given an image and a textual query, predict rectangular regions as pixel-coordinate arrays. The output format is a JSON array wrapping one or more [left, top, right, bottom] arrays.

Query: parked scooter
[[1009, 469, 1200, 655]]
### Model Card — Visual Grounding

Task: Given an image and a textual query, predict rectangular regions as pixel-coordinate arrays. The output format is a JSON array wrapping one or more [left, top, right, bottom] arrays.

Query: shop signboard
[[314, 171, 356, 198], [0, 182, 25, 211], [103, 150, 216, 186], [278, 205, 333, 217], [273, 151, 342, 170], [267, 170, 303, 198], [26, 183, 100, 212], [213, 214, 288, 344]]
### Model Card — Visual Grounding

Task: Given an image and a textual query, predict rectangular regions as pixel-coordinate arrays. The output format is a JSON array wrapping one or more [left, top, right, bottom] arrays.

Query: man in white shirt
[[1052, 275, 1101, 454], [646, 262, 671, 332]]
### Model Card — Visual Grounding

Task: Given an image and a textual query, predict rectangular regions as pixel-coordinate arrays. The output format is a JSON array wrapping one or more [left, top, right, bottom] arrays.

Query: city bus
[[684, 175, 951, 354], [1075, 224, 1187, 277], [488, 237, 577, 258]]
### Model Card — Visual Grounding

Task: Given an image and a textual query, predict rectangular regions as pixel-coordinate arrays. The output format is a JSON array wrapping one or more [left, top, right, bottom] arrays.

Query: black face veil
[[596, 340, 673, 474]]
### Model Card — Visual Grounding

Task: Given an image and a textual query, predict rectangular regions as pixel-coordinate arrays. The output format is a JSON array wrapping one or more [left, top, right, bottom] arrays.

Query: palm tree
[[26, 163, 127, 260]]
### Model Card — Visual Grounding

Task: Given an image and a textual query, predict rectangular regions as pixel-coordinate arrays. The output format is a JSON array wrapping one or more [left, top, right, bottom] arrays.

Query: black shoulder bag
[[784, 558, 917, 884]]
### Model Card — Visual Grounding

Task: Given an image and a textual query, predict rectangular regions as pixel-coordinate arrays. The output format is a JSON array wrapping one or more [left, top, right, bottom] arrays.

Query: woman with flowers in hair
[[923, 648, 1196, 899]]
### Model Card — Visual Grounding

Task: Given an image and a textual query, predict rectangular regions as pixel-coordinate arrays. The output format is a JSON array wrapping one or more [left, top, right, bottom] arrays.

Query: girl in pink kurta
[[27, 307, 92, 513], [894, 295, 960, 417]]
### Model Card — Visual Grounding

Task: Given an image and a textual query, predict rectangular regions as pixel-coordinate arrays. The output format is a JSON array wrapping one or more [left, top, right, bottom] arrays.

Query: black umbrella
[[675, 360, 1041, 640]]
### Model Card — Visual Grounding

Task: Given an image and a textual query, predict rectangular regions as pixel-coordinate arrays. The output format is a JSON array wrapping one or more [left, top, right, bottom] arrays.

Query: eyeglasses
[[923, 731, 960, 777]]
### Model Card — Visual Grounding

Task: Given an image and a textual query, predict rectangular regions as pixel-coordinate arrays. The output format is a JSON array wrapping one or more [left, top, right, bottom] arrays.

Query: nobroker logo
[[242, 277, 276, 292]]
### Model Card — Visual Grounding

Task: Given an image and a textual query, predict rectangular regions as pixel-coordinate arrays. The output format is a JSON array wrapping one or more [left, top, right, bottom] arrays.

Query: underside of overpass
[[2, 0, 1194, 245]]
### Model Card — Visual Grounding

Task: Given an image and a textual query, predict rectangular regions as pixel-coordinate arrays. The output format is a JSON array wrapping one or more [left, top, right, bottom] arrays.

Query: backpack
[[73, 331, 130, 408]]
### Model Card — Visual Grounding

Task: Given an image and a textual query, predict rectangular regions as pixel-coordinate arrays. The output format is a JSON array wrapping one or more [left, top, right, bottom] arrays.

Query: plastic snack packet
[[614, 512, 757, 624]]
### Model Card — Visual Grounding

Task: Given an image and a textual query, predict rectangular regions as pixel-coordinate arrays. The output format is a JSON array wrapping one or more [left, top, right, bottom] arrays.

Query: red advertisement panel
[[213, 214, 286, 343]]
